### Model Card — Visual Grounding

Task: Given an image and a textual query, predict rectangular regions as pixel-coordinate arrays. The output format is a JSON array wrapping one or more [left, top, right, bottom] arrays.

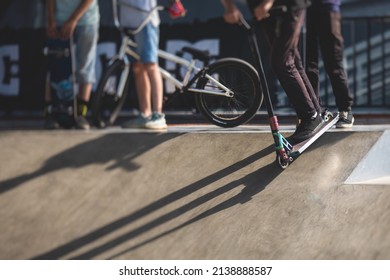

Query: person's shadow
[[105, 159, 281, 260], [33, 143, 281, 259], [83, 132, 350, 259], [0, 133, 179, 194]]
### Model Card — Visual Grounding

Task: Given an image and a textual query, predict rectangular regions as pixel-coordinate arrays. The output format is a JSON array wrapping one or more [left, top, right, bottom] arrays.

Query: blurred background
[[0, 0, 389, 117]]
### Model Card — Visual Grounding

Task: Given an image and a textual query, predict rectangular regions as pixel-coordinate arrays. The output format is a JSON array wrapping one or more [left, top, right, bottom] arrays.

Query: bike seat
[[181, 47, 210, 63]]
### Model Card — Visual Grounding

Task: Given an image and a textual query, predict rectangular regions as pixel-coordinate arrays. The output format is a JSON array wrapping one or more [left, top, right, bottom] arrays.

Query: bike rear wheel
[[195, 58, 262, 128], [91, 59, 129, 128]]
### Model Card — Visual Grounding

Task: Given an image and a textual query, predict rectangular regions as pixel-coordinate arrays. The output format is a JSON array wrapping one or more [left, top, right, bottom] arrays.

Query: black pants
[[306, 8, 353, 112], [262, 9, 321, 119]]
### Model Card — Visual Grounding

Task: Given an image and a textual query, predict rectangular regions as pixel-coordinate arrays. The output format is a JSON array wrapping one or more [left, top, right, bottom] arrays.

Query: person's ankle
[[77, 98, 89, 117]]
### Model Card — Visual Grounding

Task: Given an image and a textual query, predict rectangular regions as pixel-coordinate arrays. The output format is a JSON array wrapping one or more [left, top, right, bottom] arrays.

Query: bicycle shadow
[[33, 143, 277, 259], [0, 133, 178, 194]]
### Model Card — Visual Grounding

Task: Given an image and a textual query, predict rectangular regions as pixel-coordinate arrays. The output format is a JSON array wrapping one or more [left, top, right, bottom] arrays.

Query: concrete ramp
[[0, 129, 389, 260], [345, 130, 390, 185]]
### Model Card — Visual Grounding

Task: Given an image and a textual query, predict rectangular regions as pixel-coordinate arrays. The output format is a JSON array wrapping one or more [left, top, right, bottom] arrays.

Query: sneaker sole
[[336, 123, 353, 128], [145, 125, 168, 130], [121, 125, 147, 129], [145, 120, 168, 130]]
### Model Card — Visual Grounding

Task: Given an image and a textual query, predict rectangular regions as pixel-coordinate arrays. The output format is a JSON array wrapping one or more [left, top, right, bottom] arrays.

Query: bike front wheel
[[91, 59, 129, 128], [195, 58, 263, 128]]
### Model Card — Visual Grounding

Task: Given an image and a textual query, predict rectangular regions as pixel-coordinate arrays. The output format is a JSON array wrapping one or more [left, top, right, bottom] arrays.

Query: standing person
[[119, 0, 167, 130], [306, 0, 354, 128], [221, 0, 324, 144], [45, 0, 100, 130]]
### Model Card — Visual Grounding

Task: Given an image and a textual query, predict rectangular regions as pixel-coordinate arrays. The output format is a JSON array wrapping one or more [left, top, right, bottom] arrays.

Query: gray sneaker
[[145, 112, 168, 130], [44, 114, 60, 130], [121, 114, 151, 128], [336, 111, 354, 128], [75, 115, 90, 130]]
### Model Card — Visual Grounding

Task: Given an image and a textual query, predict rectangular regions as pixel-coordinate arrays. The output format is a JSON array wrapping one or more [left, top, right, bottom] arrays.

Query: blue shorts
[[133, 23, 159, 64], [73, 24, 99, 84]]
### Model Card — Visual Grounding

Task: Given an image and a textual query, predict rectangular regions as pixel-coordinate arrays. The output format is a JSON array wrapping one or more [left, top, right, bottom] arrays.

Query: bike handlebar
[[112, 0, 166, 35], [125, 5, 166, 35]]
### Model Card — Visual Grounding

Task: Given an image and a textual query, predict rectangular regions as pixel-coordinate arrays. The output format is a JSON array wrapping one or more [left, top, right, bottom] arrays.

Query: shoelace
[[339, 111, 348, 119]]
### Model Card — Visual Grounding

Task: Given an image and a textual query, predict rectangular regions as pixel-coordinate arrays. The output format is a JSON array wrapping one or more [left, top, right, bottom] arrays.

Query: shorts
[[72, 24, 99, 84], [132, 22, 159, 64]]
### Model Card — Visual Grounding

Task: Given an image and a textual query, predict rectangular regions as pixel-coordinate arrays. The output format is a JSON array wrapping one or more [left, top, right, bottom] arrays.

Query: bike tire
[[91, 59, 129, 128], [195, 58, 263, 128]]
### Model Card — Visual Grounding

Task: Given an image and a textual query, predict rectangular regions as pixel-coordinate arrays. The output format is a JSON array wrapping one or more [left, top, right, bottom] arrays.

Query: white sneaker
[[145, 112, 168, 130], [121, 113, 151, 128]]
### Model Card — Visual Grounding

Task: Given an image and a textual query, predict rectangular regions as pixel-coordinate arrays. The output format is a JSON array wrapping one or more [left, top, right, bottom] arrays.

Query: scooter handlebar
[[238, 5, 288, 30]]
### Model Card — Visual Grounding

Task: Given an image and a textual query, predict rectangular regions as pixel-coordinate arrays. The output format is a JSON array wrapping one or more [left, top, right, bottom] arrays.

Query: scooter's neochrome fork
[[270, 116, 293, 168]]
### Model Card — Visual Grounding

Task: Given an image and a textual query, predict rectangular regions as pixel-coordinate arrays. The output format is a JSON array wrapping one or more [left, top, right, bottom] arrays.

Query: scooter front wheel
[[276, 154, 291, 169]]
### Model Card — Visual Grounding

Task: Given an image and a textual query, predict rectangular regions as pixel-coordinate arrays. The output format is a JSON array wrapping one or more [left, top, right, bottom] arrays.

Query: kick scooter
[[239, 12, 339, 169]]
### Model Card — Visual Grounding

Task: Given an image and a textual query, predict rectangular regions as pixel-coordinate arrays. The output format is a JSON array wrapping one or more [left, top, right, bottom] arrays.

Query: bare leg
[[78, 82, 92, 102], [145, 62, 163, 113], [133, 62, 152, 116]]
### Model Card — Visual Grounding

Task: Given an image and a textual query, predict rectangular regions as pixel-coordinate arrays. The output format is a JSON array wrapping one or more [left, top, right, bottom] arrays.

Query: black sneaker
[[44, 114, 60, 130], [296, 109, 331, 126], [288, 113, 323, 145], [336, 111, 354, 128], [75, 115, 90, 130]]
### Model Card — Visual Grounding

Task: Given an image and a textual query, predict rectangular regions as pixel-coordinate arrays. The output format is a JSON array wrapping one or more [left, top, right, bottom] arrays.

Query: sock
[[77, 99, 89, 117]]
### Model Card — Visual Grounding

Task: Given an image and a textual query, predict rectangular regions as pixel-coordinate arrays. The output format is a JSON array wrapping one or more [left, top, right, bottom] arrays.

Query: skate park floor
[[1, 116, 390, 260]]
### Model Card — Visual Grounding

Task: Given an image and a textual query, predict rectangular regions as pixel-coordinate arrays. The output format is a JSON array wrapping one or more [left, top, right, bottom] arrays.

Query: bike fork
[[117, 61, 130, 99]]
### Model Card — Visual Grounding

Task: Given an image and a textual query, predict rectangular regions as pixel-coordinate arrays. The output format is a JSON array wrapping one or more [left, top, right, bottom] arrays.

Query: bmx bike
[[91, 1, 264, 128]]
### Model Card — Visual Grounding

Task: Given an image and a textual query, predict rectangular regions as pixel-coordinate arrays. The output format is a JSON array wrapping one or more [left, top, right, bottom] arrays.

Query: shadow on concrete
[[106, 160, 281, 259], [32, 131, 351, 259], [107, 132, 352, 258], [0, 133, 178, 194], [33, 144, 276, 259]]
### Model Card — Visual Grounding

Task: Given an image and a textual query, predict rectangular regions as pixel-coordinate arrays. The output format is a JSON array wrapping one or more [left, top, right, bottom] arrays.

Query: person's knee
[[133, 63, 146, 75], [77, 73, 95, 86], [273, 48, 298, 73], [144, 63, 159, 73], [272, 57, 291, 77]]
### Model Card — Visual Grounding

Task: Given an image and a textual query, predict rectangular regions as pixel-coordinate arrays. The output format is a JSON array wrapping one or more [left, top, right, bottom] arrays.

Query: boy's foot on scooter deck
[[289, 113, 339, 155], [287, 113, 323, 145]]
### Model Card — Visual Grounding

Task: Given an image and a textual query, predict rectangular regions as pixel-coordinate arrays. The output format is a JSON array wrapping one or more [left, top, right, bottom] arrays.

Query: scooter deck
[[290, 113, 339, 157], [44, 38, 77, 128]]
